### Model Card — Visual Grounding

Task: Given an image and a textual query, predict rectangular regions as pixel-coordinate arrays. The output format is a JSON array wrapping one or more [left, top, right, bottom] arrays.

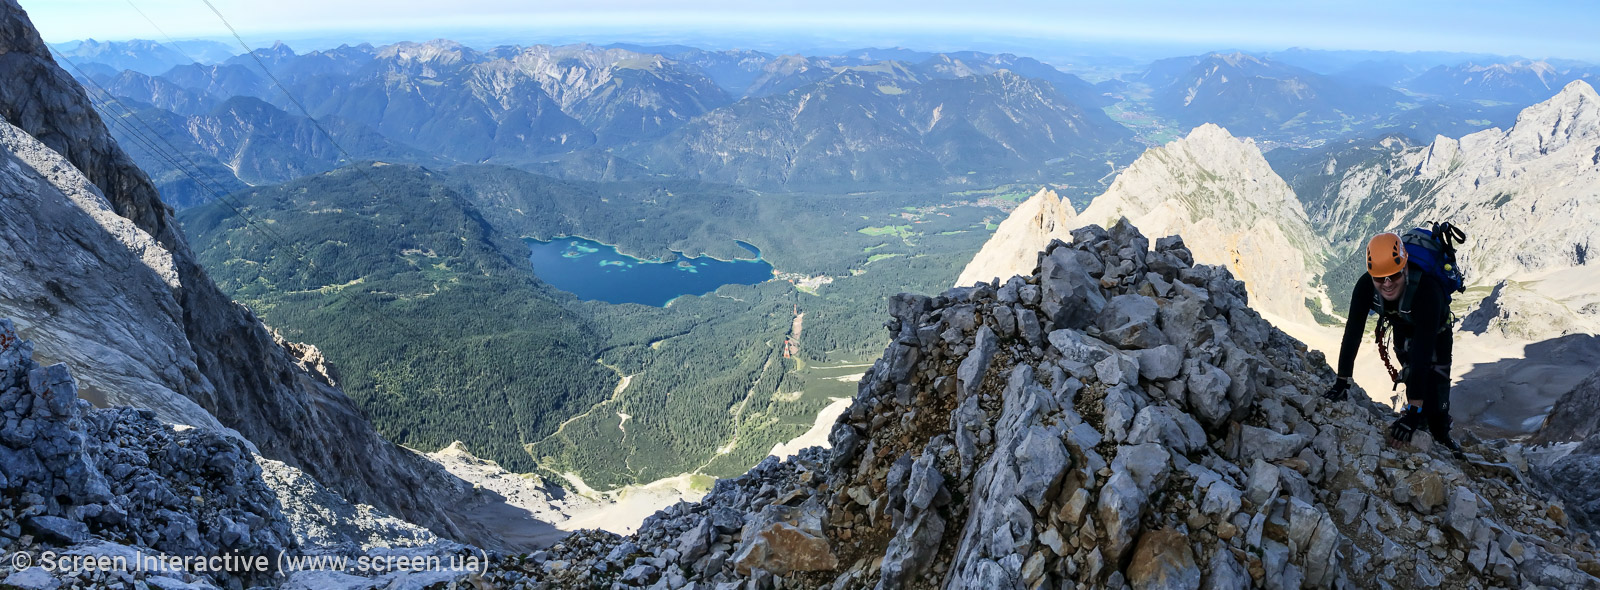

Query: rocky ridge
[[470, 219, 1600, 589], [954, 187, 1079, 289], [1308, 80, 1600, 293], [961, 124, 1330, 325]]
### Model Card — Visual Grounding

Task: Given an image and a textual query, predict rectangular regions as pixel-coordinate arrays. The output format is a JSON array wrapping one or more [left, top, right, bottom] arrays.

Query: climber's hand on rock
[[1388, 405, 1425, 446], [1323, 377, 1351, 402]]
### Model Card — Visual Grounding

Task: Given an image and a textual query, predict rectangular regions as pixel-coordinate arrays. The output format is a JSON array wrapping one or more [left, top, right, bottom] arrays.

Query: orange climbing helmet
[[1366, 232, 1408, 278]]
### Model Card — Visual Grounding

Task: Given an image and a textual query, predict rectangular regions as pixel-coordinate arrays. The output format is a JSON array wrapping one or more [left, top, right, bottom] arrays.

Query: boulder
[[1014, 426, 1070, 512], [1015, 308, 1044, 349], [1048, 329, 1115, 367], [1203, 548, 1250, 590], [1135, 345, 1184, 381], [732, 504, 837, 576], [1397, 470, 1448, 514], [1112, 443, 1174, 495], [1237, 425, 1309, 463], [1039, 248, 1107, 329], [993, 305, 1017, 339], [1201, 481, 1244, 520], [1185, 360, 1233, 428], [23, 515, 88, 545], [1098, 471, 1147, 565], [2, 568, 60, 590], [1128, 405, 1207, 454], [957, 326, 998, 397], [1097, 294, 1170, 349], [1245, 459, 1281, 506], [1444, 486, 1480, 542], [676, 517, 714, 565], [1126, 528, 1201, 590]]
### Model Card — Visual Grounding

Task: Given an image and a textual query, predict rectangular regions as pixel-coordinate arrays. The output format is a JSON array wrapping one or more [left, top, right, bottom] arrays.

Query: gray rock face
[[879, 451, 949, 589], [1128, 406, 1206, 454], [1126, 528, 1201, 590], [1237, 425, 1310, 463], [1185, 360, 1233, 427], [1245, 459, 1282, 506], [1039, 245, 1106, 329], [1534, 366, 1600, 444], [0, 0, 509, 548], [1098, 471, 1147, 566], [958, 326, 998, 397], [1135, 344, 1184, 381], [1097, 294, 1170, 349]]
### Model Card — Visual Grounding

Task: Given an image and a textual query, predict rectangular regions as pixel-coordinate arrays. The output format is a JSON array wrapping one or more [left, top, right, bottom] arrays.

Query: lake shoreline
[[525, 236, 775, 307], [524, 234, 768, 265]]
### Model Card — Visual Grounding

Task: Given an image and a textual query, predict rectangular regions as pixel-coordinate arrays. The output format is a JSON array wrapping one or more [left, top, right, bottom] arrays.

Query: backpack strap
[[1397, 265, 1421, 323]]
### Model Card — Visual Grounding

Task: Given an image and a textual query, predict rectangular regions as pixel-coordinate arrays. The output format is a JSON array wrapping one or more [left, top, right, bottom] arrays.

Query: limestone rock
[[1097, 294, 1170, 349], [1127, 528, 1201, 590], [732, 502, 837, 576], [956, 188, 1078, 287], [1099, 471, 1147, 565], [1039, 246, 1107, 329], [0, 3, 503, 547], [1135, 344, 1184, 381]]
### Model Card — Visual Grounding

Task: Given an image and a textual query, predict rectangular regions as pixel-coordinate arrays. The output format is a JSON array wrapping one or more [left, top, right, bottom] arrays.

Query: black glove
[[1323, 377, 1351, 401], [1388, 405, 1426, 443]]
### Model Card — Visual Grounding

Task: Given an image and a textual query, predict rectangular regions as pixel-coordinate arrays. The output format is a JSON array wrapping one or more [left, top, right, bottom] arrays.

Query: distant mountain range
[[50, 38, 236, 75], [71, 39, 1143, 204], [62, 37, 1598, 209], [1142, 52, 1409, 138], [633, 67, 1135, 187], [1405, 61, 1597, 104]]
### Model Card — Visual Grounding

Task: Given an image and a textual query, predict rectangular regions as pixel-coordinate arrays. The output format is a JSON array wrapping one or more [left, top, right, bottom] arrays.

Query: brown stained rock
[[733, 522, 839, 576], [1399, 469, 1448, 514], [1126, 528, 1201, 590], [1549, 503, 1570, 528]]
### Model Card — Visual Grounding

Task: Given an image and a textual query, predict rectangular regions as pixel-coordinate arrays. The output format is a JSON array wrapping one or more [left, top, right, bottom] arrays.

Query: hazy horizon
[[28, 0, 1600, 64]]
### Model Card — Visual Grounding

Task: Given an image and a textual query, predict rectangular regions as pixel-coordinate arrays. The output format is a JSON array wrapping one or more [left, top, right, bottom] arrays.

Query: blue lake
[[525, 237, 775, 306]]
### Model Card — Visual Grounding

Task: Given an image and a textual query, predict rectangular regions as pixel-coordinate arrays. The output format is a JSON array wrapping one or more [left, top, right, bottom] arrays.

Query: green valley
[[180, 161, 994, 489]]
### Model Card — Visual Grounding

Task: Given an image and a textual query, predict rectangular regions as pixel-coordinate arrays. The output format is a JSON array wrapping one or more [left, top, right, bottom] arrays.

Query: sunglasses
[[1372, 273, 1404, 285]]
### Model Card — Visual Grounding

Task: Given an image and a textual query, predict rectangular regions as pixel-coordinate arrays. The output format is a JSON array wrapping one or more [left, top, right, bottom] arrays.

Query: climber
[[1323, 232, 1464, 458]]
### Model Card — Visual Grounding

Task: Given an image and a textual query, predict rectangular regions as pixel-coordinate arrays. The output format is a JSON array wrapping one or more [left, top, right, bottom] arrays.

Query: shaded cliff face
[[0, 0, 497, 547], [467, 220, 1600, 590], [0, 113, 225, 433]]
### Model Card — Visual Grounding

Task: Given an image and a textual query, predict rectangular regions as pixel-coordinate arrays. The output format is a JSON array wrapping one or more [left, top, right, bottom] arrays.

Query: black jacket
[[1335, 263, 1451, 400]]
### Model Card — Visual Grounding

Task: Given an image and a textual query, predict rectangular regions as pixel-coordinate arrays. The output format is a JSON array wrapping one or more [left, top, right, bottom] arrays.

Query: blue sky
[[25, 0, 1600, 61]]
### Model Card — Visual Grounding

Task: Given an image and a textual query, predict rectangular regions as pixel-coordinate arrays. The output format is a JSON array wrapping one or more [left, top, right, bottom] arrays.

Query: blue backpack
[[1371, 221, 1467, 326], [1399, 222, 1467, 296]]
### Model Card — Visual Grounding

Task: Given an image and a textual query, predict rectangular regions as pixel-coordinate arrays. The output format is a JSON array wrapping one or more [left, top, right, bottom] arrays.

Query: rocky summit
[[464, 219, 1600, 589]]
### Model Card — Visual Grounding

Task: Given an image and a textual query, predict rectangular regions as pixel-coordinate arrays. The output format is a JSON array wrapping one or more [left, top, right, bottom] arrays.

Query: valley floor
[[430, 378, 861, 538]]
